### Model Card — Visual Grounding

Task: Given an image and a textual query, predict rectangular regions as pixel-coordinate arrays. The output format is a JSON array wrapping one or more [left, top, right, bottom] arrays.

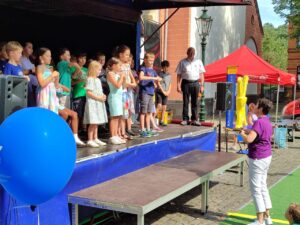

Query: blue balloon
[[0, 107, 76, 205]]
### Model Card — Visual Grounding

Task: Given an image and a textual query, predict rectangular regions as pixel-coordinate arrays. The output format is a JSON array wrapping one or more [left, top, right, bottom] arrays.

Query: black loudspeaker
[[216, 82, 233, 111], [0, 75, 28, 124]]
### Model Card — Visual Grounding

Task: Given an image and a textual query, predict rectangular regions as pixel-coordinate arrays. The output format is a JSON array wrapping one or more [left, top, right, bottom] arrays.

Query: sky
[[257, 0, 286, 27]]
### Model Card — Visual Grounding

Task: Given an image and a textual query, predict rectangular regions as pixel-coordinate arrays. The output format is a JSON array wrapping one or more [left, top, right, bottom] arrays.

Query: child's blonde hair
[[106, 57, 121, 71], [144, 52, 155, 59], [286, 203, 300, 224], [5, 41, 23, 55], [88, 60, 101, 77]]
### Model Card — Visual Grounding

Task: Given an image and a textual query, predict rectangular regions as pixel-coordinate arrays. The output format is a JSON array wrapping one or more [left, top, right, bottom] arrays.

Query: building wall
[[160, 8, 191, 101], [144, 2, 263, 118], [191, 6, 247, 98], [287, 24, 300, 98]]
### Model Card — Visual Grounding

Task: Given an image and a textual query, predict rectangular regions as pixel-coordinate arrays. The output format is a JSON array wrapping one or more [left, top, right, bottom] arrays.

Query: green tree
[[272, 0, 300, 37], [262, 23, 288, 70]]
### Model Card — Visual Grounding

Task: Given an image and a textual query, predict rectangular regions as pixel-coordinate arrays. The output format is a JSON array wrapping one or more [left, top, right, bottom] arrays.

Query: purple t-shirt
[[248, 116, 272, 159]]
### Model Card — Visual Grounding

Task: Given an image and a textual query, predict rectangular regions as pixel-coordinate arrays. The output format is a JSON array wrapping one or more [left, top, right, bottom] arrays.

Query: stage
[[76, 124, 215, 162], [0, 124, 217, 225]]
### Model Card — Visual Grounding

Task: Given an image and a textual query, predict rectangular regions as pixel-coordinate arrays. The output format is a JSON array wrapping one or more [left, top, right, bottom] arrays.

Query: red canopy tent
[[204, 45, 296, 123], [205, 45, 296, 86]]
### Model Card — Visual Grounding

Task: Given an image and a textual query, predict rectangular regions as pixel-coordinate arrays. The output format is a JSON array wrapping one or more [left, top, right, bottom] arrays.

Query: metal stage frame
[[69, 151, 246, 225]]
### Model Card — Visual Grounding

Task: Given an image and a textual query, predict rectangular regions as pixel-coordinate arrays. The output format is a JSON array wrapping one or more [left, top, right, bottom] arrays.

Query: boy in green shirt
[[57, 48, 81, 108], [72, 52, 88, 131]]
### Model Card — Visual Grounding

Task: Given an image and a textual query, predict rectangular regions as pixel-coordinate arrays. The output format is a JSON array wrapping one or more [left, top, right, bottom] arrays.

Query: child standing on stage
[[83, 60, 108, 147], [36, 47, 85, 146], [3, 41, 29, 81], [72, 53, 88, 132], [139, 52, 162, 137], [156, 60, 172, 126], [114, 45, 137, 138], [286, 203, 300, 225], [107, 57, 126, 145], [57, 48, 81, 108]]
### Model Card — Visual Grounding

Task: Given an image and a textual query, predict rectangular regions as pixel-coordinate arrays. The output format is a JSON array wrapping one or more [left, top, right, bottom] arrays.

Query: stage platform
[[76, 124, 214, 162], [69, 150, 246, 225], [0, 125, 217, 225]]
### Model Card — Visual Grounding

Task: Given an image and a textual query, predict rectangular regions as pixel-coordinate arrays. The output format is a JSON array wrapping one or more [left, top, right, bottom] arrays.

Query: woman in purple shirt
[[241, 98, 273, 225]]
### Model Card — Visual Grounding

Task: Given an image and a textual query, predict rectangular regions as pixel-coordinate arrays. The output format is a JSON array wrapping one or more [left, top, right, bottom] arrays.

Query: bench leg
[[137, 214, 144, 225], [201, 180, 209, 214], [239, 161, 244, 187], [71, 204, 79, 225]]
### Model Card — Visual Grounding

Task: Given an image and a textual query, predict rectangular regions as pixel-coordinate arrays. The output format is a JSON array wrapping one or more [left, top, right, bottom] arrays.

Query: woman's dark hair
[[257, 98, 273, 115], [112, 45, 130, 58], [286, 203, 300, 223], [36, 47, 50, 66]]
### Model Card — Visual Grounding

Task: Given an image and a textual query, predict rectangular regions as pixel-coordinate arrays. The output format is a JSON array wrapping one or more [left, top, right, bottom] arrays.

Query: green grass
[[220, 166, 300, 225]]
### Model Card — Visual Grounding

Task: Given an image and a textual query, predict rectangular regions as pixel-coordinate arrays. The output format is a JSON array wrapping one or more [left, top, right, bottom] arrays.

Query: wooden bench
[[68, 150, 247, 225]]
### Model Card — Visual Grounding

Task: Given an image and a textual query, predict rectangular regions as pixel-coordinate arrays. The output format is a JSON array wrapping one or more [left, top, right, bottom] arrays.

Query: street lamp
[[195, 7, 213, 122]]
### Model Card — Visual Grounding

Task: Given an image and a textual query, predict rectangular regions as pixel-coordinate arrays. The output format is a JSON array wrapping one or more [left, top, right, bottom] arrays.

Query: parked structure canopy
[[205, 45, 296, 86]]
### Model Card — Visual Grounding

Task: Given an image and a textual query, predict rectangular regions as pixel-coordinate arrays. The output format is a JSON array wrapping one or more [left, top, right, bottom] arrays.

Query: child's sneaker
[[94, 139, 107, 146], [140, 130, 151, 138], [126, 129, 136, 136], [87, 140, 99, 148], [75, 136, 86, 146], [109, 136, 122, 145], [247, 220, 265, 225], [147, 130, 159, 137], [153, 127, 164, 132], [265, 217, 272, 225], [117, 136, 127, 144]]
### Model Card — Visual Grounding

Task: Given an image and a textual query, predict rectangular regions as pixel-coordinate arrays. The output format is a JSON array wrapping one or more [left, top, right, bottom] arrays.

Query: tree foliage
[[262, 23, 288, 70], [272, 0, 300, 37]]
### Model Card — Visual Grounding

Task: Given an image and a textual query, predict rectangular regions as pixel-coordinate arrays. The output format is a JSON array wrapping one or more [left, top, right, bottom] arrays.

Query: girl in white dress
[[83, 61, 108, 147]]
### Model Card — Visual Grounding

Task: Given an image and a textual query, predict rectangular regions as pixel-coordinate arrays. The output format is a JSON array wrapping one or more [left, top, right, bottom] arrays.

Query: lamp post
[[195, 8, 213, 122]]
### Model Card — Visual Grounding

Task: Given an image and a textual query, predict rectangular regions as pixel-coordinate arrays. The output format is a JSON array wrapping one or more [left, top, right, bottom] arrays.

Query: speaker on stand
[[0, 75, 28, 124], [216, 82, 234, 152]]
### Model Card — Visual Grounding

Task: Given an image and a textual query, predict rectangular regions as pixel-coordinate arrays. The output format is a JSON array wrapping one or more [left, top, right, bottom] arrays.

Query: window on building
[[297, 37, 300, 48]]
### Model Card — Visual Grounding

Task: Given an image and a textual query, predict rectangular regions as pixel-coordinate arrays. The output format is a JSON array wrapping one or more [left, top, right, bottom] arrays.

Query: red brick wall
[[245, 0, 264, 94], [287, 23, 300, 98], [245, 0, 263, 56], [160, 8, 191, 100]]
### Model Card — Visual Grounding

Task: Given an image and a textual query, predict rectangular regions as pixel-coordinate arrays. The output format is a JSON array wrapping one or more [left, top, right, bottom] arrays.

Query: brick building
[[143, 0, 263, 117], [287, 24, 300, 98]]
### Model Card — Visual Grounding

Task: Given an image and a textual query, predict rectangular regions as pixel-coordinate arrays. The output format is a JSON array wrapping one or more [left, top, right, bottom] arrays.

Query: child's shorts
[[139, 93, 154, 114]]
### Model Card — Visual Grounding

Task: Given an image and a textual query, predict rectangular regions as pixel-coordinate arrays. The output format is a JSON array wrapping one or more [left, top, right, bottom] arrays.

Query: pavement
[[104, 128, 300, 225]]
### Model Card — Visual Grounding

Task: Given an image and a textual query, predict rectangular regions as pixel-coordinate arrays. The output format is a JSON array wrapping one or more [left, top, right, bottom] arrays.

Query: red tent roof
[[205, 45, 296, 86]]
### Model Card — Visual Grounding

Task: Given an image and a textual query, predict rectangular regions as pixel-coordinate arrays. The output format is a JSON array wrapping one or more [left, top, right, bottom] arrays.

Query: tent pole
[[275, 84, 280, 124], [293, 84, 296, 140]]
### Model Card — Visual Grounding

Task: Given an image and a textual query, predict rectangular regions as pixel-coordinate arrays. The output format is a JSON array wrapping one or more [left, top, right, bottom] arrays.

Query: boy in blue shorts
[[138, 52, 162, 137]]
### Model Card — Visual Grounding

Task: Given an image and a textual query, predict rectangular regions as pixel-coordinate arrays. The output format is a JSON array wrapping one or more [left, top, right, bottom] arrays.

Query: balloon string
[[37, 206, 40, 225]]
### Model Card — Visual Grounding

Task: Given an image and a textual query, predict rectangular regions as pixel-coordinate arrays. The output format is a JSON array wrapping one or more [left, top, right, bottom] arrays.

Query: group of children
[[0, 41, 172, 147]]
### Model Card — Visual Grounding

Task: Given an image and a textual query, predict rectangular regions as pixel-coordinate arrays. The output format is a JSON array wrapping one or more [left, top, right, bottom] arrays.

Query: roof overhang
[[0, 0, 141, 23], [133, 0, 251, 10], [0, 0, 251, 23]]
